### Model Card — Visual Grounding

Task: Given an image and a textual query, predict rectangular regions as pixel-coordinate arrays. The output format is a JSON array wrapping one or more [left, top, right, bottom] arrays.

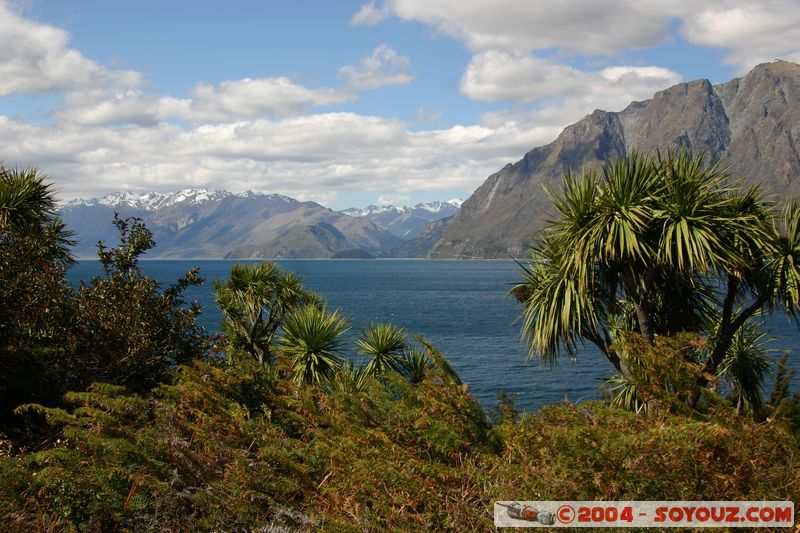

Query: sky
[[1, 1, 799, 210]]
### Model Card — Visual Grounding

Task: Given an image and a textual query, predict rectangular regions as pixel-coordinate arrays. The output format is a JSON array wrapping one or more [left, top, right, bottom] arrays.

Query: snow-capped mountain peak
[[415, 199, 463, 213], [341, 199, 462, 218], [340, 204, 402, 218], [65, 189, 228, 211], [338, 199, 462, 239], [63, 189, 300, 211]]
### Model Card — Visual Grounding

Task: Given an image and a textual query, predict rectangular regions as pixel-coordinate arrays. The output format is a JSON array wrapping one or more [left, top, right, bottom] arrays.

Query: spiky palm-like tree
[[718, 317, 773, 416], [515, 150, 798, 407], [0, 165, 74, 266], [214, 262, 318, 365], [356, 322, 408, 377], [280, 305, 349, 385], [397, 347, 429, 384], [0, 166, 55, 232]]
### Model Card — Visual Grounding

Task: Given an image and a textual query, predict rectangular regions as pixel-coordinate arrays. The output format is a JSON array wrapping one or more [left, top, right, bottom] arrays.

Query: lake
[[67, 259, 800, 412]]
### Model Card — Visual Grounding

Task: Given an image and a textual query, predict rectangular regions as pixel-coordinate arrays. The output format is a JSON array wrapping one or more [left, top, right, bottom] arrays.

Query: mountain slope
[[430, 60, 800, 258]]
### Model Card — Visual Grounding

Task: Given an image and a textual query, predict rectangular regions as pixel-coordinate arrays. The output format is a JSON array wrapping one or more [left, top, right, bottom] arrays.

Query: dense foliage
[[0, 165, 208, 434], [1, 162, 799, 531]]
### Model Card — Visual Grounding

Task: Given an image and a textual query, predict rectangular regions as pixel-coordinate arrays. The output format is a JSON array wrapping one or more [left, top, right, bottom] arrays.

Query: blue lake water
[[66, 259, 800, 413]]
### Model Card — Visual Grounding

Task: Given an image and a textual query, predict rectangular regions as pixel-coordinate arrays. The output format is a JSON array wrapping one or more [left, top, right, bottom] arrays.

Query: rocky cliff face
[[430, 60, 800, 258]]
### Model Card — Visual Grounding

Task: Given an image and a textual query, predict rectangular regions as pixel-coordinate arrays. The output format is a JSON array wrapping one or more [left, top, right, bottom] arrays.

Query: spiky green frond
[[516, 149, 796, 375], [357, 322, 408, 377], [0, 166, 57, 232], [397, 348, 429, 384], [517, 247, 603, 362], [214, 262, 317, 364], [590, 150, 662, 264], [718, 318, 773, 416], [280, 305, 349, 385], [768, 201, 800, 315]]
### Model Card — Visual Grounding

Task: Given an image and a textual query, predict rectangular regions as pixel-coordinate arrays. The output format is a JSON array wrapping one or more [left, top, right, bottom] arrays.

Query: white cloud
[[460, 52, 681, 112], [377, 194, 411, 205], [186, 77, 352, 121], [55, 44, 413, 127], [59, 51, 412, 126], [350, 0, 390, 26], [338, 45, 413, 91], [354, 1, 686, 111], [460, 52, 587, 103], [361, 0, 682, 55], [0, 1, 140, 97], [359, 0, 800, 74], [680, 1, 800, 73], [57, 77, 353, 126]]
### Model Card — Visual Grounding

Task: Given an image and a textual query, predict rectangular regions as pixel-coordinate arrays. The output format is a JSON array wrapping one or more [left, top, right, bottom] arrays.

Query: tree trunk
[[621, 269, 655, 343], [633, 295, 655, 343]]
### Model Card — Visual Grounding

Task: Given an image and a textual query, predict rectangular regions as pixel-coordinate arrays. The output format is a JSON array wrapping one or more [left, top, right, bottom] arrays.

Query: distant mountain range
[[430, 60, 800, 258], [60, 190, 461, 258], [340, 200, 461, 239]]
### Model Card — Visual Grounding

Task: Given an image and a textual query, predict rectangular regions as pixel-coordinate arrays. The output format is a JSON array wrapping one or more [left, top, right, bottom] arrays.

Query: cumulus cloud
[[680, 0, 800, 72], [58, 77, 353, 126], [356, 0, 800, 74], [354, 1, 687, 112], [60, 53, 411, 126], [460, 52, 681, 115], [0, 1, 140, 97], [350, 0, 390, 26], [355, 0, 683, 54], [186, 77, 352, 120], [460, 52, 586, 103], [56, 45, 413, 127], [338, 45, 413, 90]]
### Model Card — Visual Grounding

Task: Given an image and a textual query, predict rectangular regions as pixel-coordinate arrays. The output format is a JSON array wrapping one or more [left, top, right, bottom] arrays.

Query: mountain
[[430, 60, 800, 258], [61, 189, 404, 258], [340, 200, 461, 239]]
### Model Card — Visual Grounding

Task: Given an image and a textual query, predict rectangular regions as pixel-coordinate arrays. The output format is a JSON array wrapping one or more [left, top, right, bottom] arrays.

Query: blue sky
[[0, 1, 798, 209]]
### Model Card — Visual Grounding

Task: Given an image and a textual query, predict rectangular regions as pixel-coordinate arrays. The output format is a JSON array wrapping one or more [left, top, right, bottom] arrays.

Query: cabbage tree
[[515, 150, 800, 403]]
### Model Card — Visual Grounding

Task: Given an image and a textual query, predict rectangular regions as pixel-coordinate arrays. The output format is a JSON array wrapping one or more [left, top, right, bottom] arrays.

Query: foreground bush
[[2, 355, 797, 531], [488, 403, 799, 504], [2, 344, 493, 531]]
